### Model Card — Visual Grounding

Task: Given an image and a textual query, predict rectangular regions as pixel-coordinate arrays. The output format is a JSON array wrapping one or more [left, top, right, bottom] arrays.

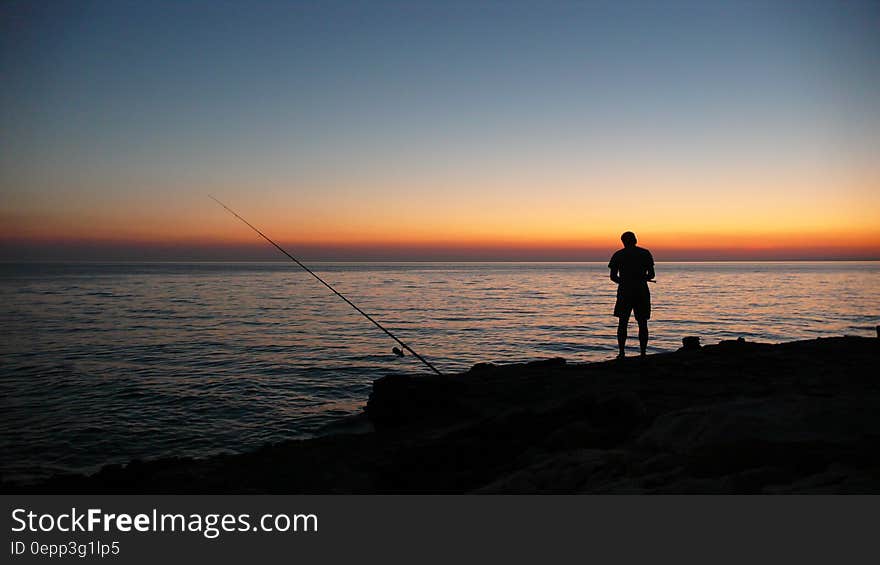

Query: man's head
[[621, 231, 637, 247]]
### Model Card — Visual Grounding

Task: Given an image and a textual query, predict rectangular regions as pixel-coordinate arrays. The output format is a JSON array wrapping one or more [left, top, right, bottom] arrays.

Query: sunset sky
[[1, 1, 878, 261]]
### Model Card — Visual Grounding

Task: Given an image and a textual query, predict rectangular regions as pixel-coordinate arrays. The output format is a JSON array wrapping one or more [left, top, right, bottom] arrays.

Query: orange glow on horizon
[[3, 228, 878, 260], [3, 169, 878, 259]]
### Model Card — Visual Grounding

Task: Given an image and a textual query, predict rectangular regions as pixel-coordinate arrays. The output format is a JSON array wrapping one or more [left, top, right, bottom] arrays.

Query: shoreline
[[4, 335, 879, 494]]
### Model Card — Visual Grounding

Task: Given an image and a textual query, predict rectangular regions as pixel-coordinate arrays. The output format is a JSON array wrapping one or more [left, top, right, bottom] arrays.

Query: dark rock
[[680, 336, 701, 350], [638, 395, 880, 475], [525, 357, 566, 368], [590, 392, 647, 446], [722, 466, 793, 494], [764, 464, 865, 494], [474, 449, 625, 493], [654, 477, 730, 494], [468, 362, 497, 373], [9, 335, 880, 494], [544, 420, 597, 451], [631, 453, 682, 475], [366, 374, 468, 427]]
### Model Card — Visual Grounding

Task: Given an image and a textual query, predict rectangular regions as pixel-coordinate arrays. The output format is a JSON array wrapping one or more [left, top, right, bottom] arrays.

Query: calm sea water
[[1, 261, 878, 481]]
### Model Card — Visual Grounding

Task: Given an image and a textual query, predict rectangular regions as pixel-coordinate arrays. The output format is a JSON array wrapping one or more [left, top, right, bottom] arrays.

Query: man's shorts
[[614, 284, 651, 321]]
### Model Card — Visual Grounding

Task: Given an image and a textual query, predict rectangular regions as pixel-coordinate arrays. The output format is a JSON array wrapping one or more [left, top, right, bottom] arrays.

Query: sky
[[1, 0, 879, 261]]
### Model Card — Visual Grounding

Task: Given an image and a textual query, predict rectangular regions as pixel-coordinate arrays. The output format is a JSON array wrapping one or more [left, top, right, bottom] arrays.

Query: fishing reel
[[392, 347, 404, 357]]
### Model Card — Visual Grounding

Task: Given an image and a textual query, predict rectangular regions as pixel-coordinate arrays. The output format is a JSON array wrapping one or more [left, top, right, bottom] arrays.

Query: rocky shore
[[6, 336, 880, 493]]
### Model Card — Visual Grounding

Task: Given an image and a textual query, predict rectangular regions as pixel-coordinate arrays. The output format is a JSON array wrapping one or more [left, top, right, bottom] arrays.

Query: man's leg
[[637, 318, 648, 356], [617, 313, 630, 357]]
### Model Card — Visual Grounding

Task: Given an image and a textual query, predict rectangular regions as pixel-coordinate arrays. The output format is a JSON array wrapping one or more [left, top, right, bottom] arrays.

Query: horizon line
[[2, 258, 878, 264], [2, 237, 878, 262]]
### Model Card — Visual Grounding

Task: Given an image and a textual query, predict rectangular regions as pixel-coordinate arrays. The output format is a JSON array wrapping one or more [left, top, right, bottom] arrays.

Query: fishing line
[[210, 195, 444, 376]]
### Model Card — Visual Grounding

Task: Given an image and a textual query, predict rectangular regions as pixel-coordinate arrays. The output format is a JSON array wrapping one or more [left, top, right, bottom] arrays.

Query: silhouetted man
[[608, 231, 654, 358]]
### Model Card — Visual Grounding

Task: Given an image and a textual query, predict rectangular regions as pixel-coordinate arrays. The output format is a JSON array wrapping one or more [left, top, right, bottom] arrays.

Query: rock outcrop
[[6, 336, 879, 494]]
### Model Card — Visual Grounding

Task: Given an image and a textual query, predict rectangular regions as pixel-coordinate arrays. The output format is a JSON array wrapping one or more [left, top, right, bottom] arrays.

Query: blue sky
[[1, 1, 878, 260]]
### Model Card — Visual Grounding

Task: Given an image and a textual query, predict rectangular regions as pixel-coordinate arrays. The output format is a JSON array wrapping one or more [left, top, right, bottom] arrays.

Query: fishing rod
[[209, 195, 444, 376]]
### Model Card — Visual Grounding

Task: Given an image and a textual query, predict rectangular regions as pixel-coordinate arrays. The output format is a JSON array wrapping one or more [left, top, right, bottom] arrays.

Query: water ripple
[[1, 260, 878, 481]]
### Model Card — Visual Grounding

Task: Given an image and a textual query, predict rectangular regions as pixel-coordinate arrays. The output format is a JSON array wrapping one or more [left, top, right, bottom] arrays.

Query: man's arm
[[646, 264, 655, 281], [609, 252, 621, 283], [609, 260, 621, 284]]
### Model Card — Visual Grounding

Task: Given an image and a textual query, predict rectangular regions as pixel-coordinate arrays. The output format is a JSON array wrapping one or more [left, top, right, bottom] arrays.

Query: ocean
[[1, 261, 878, 482]]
